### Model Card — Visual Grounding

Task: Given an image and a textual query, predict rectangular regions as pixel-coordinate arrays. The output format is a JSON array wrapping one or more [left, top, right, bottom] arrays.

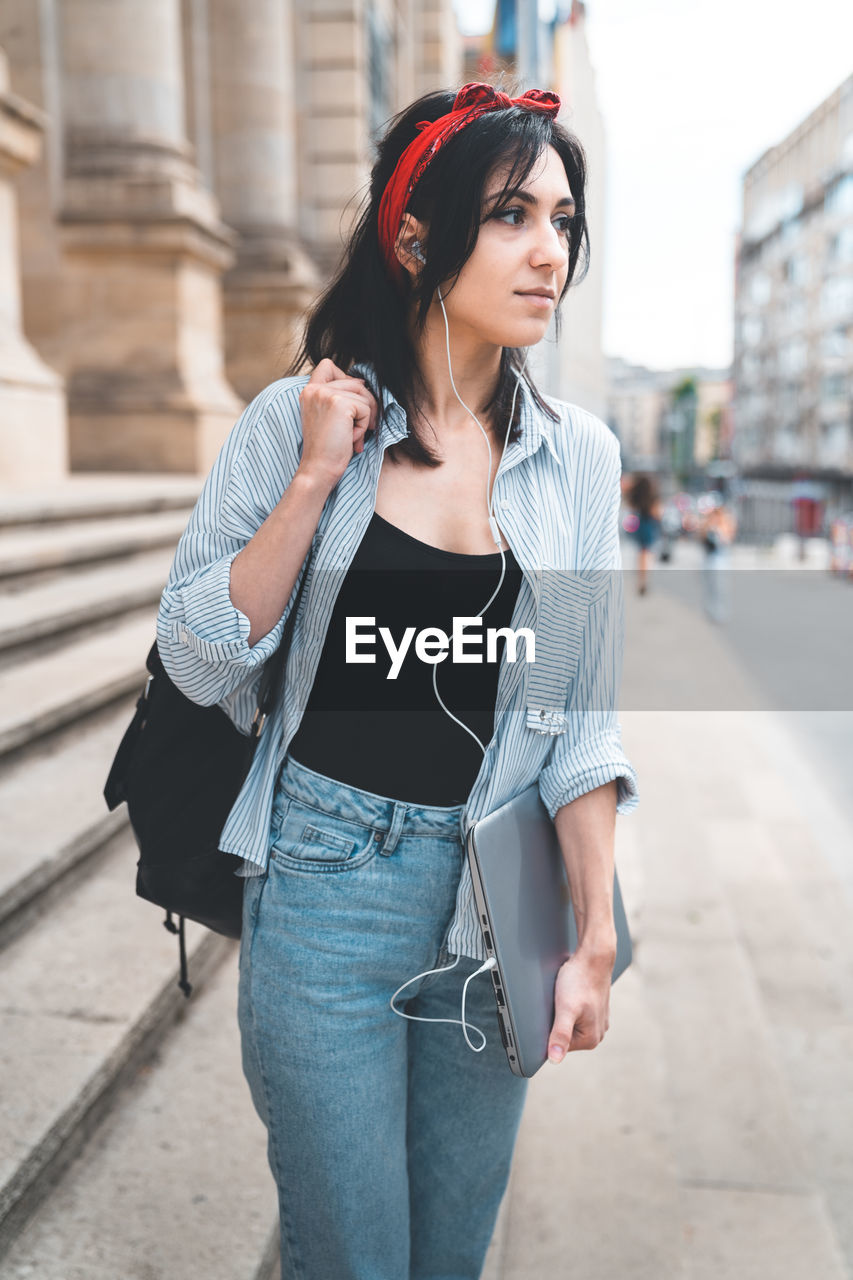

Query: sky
[[453, 0, 853, 371]]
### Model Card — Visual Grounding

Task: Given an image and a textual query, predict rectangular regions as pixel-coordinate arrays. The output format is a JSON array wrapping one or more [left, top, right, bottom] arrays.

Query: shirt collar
[[348, 357, 562, 467]]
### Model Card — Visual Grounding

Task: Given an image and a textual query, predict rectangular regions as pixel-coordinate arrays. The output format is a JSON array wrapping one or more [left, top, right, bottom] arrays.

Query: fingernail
[[549, 1045, 564, 1063]]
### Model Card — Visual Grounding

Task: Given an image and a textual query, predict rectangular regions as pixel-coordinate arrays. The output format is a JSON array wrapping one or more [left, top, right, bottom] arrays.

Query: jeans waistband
[[277, 753, 465, 844]]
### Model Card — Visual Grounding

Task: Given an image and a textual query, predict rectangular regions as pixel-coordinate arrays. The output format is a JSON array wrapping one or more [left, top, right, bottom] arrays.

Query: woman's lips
[[516, 292, 554, 309]]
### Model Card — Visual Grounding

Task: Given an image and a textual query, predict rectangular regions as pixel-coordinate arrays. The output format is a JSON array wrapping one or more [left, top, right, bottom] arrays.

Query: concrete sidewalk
[[483, 562, 853, 1279]]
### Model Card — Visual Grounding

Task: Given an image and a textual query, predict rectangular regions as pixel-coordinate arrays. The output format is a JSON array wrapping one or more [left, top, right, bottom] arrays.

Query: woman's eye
[[495, 207, 572, 236]]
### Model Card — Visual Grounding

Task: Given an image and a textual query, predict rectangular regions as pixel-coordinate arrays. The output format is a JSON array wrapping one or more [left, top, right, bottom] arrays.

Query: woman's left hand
[[547, 947, 614, 1063]]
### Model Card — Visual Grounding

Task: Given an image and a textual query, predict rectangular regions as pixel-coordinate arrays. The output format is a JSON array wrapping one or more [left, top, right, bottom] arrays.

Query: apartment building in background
[[734, 72, 853, 514], [605, 356, 732, 486]]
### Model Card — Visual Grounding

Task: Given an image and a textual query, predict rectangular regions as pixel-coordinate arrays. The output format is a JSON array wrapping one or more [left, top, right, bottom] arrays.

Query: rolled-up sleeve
[[155, 379, 307, 708], [538, 431, 639, 819]]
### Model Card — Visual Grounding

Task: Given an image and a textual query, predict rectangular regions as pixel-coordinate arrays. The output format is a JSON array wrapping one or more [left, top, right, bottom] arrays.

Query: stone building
[[0, 0, 463, 484]]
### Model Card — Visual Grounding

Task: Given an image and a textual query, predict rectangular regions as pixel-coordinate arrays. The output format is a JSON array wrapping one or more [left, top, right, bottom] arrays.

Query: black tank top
[[287, 511, 524, 805]]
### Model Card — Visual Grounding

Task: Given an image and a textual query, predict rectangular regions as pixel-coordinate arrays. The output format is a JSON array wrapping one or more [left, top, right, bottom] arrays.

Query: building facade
[[734, 72, 853, 510], [605, 355, 732, 486], [0, 0, 462, 483]]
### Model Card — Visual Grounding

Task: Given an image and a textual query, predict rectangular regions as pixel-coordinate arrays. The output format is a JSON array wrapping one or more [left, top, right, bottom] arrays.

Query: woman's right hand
[[297, 357, 380, 491]]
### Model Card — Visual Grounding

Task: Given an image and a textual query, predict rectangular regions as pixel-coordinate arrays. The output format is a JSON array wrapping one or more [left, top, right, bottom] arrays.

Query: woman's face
[[438, 145, 574, 350]]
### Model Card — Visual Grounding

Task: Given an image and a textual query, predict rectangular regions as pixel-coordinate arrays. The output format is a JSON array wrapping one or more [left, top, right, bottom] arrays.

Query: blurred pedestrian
[[699, 499, 737, 623], [626, 474, 663, 595]]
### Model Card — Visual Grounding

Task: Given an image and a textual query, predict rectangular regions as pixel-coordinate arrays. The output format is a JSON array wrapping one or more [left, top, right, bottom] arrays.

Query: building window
[[779, 339, 807, 376], [740, 351, 761, 381], [821, 276, 853, 320], [741, 315, 764, 347], [819, 421, 849, 466], [785, 254, 810, 286], [749, 272, 771, 305], [827, 226, 853, 262], [820, 326, 850, 360], [780, 217, 801, 244], [821, 373, 846, 401], [825, 173, 853, 216]]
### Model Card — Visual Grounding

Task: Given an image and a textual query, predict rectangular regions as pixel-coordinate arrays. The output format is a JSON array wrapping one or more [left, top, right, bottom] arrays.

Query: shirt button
[[539, 709, 546, 720], [180, 626, 188, 642]]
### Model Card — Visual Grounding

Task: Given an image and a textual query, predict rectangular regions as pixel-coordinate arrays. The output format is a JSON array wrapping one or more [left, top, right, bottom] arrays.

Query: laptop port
[[483, 929, 493, 951], [494, 987, 505, 1008]]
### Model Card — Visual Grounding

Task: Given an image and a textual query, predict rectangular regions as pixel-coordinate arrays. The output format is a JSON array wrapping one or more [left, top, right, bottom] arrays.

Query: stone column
[[208, 0, 319, 399], [57, 0, 242, 473], [0, 46, 66, 486]]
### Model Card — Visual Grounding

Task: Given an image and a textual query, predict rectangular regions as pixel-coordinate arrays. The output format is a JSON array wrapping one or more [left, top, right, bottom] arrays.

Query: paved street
[[483, 539, 853, 1280]]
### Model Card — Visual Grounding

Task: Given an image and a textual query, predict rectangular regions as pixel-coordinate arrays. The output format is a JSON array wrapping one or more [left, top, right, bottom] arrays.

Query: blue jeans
[[237, 753, 529, 1279]]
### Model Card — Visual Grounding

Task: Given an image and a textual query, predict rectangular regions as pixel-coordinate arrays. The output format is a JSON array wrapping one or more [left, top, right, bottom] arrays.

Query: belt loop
[[377, 800, 406, 857]]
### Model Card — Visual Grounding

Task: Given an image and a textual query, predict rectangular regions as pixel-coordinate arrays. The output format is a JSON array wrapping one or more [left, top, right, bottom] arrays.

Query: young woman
[[157, 80, 639, 1279], [627, 473, 663, 595]]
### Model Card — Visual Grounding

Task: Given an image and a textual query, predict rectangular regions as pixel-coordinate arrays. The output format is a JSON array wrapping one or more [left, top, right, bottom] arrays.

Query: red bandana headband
[[377, 80, 561, 289]]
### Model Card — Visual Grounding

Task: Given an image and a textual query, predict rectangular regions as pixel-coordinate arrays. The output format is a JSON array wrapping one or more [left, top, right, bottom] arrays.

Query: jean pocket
[[270, 797, 378, 872]]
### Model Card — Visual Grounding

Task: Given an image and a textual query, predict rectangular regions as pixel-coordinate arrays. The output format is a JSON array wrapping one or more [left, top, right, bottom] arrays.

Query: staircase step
[[0, 475, 201, 530], [0, 700, 141, 950], [0, 549, 175, 653], [0, 826, 234, 1256], [0, 612, 155, 759], [0, 943, 277, 1280], [0, 512, 188, 580]]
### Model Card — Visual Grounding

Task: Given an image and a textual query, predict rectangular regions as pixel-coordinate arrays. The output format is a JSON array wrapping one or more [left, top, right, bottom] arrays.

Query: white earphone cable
[[428, 279, 531, 754], [389, 251, 530, 1051]]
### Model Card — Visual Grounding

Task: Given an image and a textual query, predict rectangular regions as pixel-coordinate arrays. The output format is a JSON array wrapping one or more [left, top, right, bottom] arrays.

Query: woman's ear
[[394, 214, 427, 277]]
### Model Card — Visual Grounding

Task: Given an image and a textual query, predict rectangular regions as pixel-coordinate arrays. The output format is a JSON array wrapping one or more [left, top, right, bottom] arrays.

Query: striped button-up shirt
[[155, 359, 639, 961]]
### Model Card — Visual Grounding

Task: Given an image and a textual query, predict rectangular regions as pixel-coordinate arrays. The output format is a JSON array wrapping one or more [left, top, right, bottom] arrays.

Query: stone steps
[[0, 475, 201, 530], [0, 610, 155, 759], [0, 949, 278, 1280], [0, 700, 141, 951], [0, 512, 189, 580], [0, 478, 277, 1277], [0, 548, 174, 653], [0, 824, 233, 1257]]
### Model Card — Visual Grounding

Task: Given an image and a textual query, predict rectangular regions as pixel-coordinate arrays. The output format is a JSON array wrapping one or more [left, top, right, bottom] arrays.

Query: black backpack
[[103, 564, 308, 996]]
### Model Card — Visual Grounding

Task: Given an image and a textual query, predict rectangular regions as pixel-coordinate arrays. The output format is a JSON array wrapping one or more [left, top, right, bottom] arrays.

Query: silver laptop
[[466, 782, 633, 1078]]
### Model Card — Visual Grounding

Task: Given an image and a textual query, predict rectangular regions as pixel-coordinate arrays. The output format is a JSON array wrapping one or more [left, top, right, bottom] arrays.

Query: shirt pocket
[[269, 796, 378, 872]]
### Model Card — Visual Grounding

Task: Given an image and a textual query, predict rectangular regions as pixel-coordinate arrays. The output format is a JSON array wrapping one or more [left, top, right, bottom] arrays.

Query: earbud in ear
[[410, 240, 426, 265]]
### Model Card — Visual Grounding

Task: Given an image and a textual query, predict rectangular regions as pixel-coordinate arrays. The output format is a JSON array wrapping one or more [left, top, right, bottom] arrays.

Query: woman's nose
[[530, 223, 569, 271]]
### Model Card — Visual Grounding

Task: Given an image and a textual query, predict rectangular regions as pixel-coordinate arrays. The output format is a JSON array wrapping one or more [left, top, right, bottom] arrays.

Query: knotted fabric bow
[[377, 81, 562, 289]]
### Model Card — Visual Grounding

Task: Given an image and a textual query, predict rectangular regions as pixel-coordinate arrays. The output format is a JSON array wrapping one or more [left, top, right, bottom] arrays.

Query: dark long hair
[[283, 78, 590, 468], [627, 474, 660, 519]]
